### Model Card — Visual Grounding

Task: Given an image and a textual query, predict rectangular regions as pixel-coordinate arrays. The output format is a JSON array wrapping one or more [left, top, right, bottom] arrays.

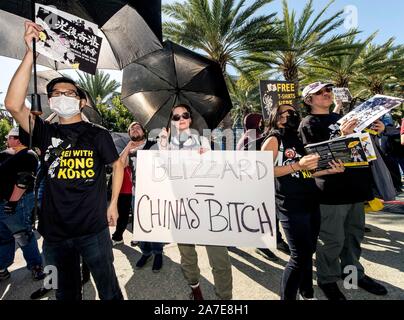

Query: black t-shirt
[[21, 117, 119, 241], [298, 113, 374, 205], [0, 148, 38, 201], [269, 130, 320, 213]]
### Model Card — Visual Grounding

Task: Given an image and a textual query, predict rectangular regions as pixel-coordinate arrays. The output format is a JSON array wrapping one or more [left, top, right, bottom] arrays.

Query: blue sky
[[1, 0, 403, 105]]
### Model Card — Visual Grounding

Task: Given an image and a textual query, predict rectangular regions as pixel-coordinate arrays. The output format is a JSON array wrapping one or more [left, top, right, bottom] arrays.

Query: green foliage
[[97, 95, 136, 132], [76, 70, 120, 104], [0, 118, 12, 150]]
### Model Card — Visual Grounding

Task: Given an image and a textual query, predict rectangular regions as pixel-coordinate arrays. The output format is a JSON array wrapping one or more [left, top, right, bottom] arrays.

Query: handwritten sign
[[35, 4, 102, 74], [133, 151, 277, 248], [260, 80, 299, 120]]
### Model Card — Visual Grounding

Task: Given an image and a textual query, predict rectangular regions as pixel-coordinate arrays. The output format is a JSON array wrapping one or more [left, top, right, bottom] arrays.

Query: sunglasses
[[313, 87, 333, 95], [172, 112, 191, 121]]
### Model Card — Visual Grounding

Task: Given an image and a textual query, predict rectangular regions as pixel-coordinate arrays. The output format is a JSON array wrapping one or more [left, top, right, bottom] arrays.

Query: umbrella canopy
[[0, 0, 162, 70], [28, 70, 102, 124], [121, 41, 233, 133], [111, 132, 130, 154]]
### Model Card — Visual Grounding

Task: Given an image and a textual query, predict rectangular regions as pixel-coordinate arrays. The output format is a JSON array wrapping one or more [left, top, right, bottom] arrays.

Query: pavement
[[1, 193, 403, 300]]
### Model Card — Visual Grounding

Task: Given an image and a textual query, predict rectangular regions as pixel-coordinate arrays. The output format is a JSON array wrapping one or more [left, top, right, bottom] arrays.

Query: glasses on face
[[313, 87, 333, 96], [172, 112, 191, 121], [50, 90, 79, 98]]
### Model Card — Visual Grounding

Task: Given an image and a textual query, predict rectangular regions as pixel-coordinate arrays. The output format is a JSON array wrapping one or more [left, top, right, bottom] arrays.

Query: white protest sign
[[133, 150, 277, 248]]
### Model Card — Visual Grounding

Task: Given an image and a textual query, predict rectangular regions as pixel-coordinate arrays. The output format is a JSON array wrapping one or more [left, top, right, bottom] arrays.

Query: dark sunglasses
[[172, 112, 191, 121], [313, 87, 333, 95]]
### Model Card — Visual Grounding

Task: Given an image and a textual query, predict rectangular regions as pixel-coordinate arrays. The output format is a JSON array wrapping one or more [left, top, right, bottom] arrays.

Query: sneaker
[[30, 287, 52, 300], [298, 291, 318, 300], [277, 240, 291, 255], [358, 275, 388, 296], [255, 248, 279, 261], [0, 269, 10, 281], [318, 282, 347, 301], [364, 227, 372, 233], [112, 239, 124, 246], [189, 283, 204, 300], [135, 255, 151, 269], [32, 265, 46, 281], [152, 254, 163, 273]]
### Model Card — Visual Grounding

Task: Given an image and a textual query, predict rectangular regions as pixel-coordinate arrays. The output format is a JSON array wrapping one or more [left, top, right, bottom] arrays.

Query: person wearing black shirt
[[4, 21, 124, 300], [262, 104, 344, 300], [0, 129, 44, 281], [298, 82, 388, 300]]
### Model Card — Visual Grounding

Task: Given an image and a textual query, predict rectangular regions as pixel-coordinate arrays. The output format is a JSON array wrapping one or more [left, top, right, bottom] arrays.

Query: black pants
[[112, 194, 132, 241], [278, 207, 320, 300]]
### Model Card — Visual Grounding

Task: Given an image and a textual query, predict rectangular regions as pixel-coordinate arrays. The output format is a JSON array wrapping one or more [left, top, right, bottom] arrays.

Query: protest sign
[[337, 95, 404, 132], [133, 150, 277, 248], [305, 134, 371, 171], [259, 80, 299, 120], [35, 4, 102, 74], [333, 87, 352, 103]]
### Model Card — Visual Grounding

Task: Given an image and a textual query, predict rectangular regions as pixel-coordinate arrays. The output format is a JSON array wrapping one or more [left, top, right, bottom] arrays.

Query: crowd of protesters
[[0, 21, 402, 301]]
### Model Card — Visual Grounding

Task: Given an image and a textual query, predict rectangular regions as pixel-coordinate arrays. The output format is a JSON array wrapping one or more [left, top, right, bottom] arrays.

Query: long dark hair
[[267, 103, 296, 131], [167, 103, 194, 143]]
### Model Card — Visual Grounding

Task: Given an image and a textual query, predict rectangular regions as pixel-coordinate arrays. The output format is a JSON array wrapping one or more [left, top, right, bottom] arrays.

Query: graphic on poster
[[338, 95, 404, 132], [333, 87, 353, 103], [35, 4, 103, 74], [259, 81, 299, 120]]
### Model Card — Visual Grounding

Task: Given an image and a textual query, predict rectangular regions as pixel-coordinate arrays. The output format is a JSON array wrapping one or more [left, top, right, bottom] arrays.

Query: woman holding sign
[[261, 104, 344, 300], [158, 104, 232, 300]]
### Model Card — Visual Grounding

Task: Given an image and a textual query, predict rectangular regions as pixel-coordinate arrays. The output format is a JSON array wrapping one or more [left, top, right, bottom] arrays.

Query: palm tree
[[247, 0, 358, 84], [163, 0, 281, 129], [76, 70, 120, 104]]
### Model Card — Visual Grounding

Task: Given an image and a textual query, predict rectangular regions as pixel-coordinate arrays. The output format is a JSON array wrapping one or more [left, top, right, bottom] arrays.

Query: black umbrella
[[111, 132, 130, 154], [121, 41, 233, 133], [28, 70, 102, 124], [0, 0, 162, 114]]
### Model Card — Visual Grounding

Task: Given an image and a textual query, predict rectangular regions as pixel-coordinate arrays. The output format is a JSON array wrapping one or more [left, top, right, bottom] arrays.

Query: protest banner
[[338, 94, 404, 132], [305, 134, 372, 171], [332, 87, 353, 103], [259, 80, 299, 120], [133, 150, 277, 248], [35, 4, 102, 74]]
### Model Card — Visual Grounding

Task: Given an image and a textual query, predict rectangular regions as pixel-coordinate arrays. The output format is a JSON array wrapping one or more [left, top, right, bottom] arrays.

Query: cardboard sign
[[35, 4, 102, 74], [259, 80, 299, 120], [338, 95, 404, 132], [133, 150, 277, 248]]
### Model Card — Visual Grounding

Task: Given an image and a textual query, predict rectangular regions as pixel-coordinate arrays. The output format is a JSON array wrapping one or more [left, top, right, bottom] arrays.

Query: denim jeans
[[278, 207, 321, 300], [139, 241, 164, 256], [43, 227, 123, 300], [0, 192, 43, 270]]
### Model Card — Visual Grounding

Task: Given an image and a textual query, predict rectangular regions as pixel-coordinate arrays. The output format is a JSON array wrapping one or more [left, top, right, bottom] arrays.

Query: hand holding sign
[[297, 154, 320, 171], [24, 21, 43, 52], [340, 118, 358, 136], [370, 119, 385, 134]]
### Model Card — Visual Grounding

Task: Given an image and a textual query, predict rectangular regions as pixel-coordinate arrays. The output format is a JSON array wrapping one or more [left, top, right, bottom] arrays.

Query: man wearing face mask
[[4, 21, 124, 300], [298, 82, 388, 300]]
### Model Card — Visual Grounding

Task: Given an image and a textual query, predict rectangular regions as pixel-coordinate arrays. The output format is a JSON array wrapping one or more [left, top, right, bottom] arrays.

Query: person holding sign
[[298, 82, 388, 300], [4, 22, 124, 300], [262, 104, 344, 300], [158, 104, 232, 300]]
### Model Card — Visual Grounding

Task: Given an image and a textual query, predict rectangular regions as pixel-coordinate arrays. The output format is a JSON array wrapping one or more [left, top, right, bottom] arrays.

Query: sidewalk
[[1, 196, 403, 300]]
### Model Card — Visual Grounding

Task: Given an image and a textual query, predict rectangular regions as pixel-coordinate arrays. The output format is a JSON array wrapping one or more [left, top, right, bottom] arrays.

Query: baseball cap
[[302, 82, 334, 101], [5, 127, 19, 138]]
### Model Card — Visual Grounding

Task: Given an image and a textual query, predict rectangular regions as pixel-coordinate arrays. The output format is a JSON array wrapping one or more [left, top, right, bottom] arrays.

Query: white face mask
[[49, 96, 81, 119]]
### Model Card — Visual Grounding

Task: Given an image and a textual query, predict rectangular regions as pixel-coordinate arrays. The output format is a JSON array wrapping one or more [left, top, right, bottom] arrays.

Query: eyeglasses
[[49, 90, 79, 98], [313, 87, 333, 96], [172, 112, 191, 121]]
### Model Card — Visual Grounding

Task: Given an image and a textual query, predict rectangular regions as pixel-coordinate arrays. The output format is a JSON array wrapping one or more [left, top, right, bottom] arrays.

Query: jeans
[[140, 241, 164, 256], [43, 227, 123, 300], [0, 192, 43, 270], [278, 207, 321, 300]]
